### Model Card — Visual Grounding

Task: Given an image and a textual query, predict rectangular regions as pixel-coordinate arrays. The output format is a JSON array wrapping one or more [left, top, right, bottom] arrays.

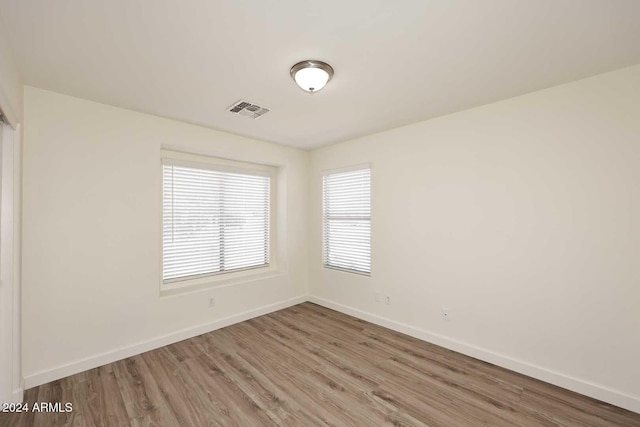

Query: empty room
[[1, 1, 639, 426]]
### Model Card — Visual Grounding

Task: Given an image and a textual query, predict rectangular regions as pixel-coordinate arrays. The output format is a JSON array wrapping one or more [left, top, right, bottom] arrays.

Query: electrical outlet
[[385, 295, 391, 305], [208, 297, 216, 308], [442, 308, 450, 321]]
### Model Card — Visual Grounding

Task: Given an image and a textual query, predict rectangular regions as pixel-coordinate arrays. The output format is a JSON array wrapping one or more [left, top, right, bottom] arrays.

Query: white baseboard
[[24, 295, 308, 389], [12, 386, 23, 403], [309, 296, 640, 415], [22, 294, 640, 415]]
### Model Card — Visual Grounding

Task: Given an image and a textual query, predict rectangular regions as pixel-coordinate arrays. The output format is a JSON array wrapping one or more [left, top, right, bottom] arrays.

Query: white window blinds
[[162, 160, 271, 283], [323, 167, 371, 275]]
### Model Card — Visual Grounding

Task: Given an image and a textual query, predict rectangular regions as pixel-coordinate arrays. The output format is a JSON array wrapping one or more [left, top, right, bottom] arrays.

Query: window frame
[[160, 149, 277, 288], [322, 164, 372, 276]]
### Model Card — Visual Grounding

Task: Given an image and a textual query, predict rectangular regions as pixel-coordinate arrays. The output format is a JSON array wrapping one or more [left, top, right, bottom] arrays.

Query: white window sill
[[159, 267, 286, 298]]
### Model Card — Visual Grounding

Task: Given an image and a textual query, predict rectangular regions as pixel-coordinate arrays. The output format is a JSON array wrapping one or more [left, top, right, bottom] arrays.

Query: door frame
[[0, 121, 22, 403]]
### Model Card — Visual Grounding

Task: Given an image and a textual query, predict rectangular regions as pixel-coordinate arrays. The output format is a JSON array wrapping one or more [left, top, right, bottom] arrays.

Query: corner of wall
[[0, 18, 23, 127]]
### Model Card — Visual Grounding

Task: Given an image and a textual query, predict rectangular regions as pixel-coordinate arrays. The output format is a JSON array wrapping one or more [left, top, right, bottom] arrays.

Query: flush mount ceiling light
[[290, 60, 334, 93]]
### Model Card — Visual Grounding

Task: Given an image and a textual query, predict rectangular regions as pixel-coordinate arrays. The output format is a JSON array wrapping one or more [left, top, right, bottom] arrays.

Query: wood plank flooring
[[2, 302, 639, 426]]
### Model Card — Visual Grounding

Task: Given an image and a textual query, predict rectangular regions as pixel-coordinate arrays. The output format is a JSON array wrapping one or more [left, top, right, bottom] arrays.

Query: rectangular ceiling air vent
[[227, 99, 270, 120]]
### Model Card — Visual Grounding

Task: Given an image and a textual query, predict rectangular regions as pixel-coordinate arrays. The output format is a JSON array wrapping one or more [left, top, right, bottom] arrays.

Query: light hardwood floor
[[2, 302, 639, 426]]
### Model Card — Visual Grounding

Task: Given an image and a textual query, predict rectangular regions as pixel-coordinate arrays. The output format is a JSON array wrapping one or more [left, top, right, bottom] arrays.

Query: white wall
[[22, 87, 309, 385], [309, 65, 640, 412]]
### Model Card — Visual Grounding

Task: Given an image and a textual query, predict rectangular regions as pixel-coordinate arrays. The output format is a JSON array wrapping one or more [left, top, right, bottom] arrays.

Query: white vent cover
[[227, 100, 270, 119]]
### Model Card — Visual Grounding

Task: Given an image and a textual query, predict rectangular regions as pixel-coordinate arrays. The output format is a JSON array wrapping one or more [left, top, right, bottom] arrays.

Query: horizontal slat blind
[[323, 167, 371, 274], [163, 163, 270, 282]]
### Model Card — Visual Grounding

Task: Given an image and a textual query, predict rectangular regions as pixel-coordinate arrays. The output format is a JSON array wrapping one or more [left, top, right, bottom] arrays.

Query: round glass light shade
[[290, 60, 334, 93], [294, 67, 330, 92]]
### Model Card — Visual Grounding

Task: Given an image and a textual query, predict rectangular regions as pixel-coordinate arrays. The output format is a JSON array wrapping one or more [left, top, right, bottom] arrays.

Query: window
[[162, 153, 273, 284], [323, 166, 371, 275]]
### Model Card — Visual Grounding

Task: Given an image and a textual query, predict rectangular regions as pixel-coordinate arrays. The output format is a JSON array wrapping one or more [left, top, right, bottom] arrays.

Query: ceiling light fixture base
[[290, 60, 334, 93]]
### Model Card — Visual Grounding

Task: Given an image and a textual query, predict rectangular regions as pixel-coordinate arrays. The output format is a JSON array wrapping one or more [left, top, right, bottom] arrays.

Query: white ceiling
[[1, 0, 640, 149]]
